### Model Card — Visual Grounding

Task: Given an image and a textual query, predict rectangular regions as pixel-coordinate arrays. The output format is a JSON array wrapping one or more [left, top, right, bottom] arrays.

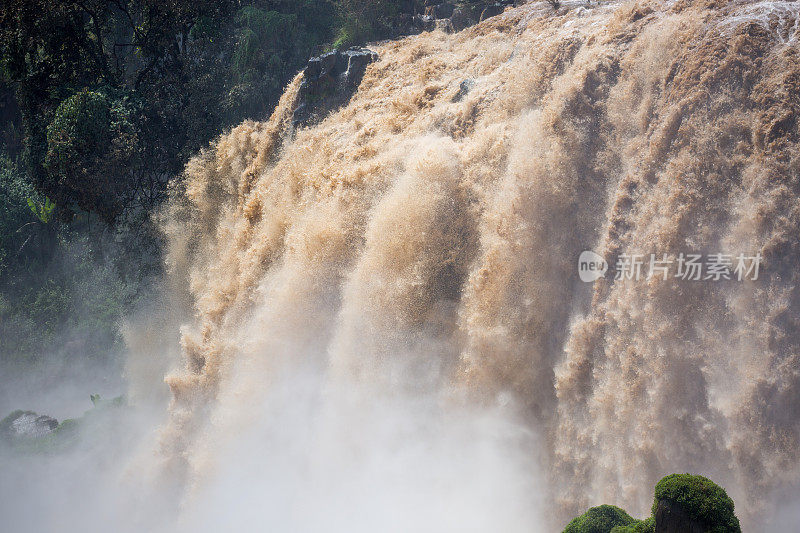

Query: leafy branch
[[27, 197, 55, 224]]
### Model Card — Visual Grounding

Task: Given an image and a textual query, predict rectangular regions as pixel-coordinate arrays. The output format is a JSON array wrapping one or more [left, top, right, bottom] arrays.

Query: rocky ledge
[[395, 0, 519, 34], [293, 47, 379, 126], [293, 1, 524, 127], [0, 410, 59, 440], [0, 395, 126, 454]]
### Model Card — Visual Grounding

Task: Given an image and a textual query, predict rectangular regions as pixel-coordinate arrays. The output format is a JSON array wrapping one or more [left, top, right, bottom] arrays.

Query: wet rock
[[414, 14, 436, 32], [312, 51, 339, 77], [396, 0, 416, 14], [342, 49, 378, 86], [451, 79, 475, 102], [451, 5, 483, 31], [480, 3, 506, 21], [0, 396, 127, 455], [0, 410, 58, 440], [394, 13, 417, 35], [395, 1, 519, 37], [435, 18, 455, 33], [293, 1, 522, 126], [293, 48, 379, 127]]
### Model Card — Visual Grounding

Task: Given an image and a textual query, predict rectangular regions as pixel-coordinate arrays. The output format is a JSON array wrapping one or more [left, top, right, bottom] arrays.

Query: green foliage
[[1, 0, 344, 222], [27, 196, 55, 223], [232, 8, 298, 79], [653, 474, 741, 533], [0, 223, 135, 367], [45, 90, 111, 169], [43, 89, 139, 221], [0, 155, 40, 277], [333, 0, 399, 48], [563, 505, 637, 533], [563, 475, 740, 533], [0, 0, 395, 373], [89, 394, 126, 408], [611, 517, 655, 533], [0, 142, 156, 371]]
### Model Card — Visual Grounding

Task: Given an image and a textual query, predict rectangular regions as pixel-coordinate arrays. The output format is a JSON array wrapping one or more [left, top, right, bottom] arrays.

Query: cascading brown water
[[154, 1, 800, 529]]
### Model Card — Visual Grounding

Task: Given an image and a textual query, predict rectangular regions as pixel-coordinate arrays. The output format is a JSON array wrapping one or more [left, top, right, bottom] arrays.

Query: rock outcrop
[[652, 474, 741, 533], [0, 410, 58, 440], [293, 47, 379, 127], [293, 1, 525, 127], [398, 1, 519, 35], [561, 474, 740, 533], [0, 395, 126, 454]]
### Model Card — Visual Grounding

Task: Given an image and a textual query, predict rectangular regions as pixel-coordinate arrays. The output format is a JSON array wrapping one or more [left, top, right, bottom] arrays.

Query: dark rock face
[[397, 1, 516, 36], [480, 3, 506, 22], [425, 2, 455, 19], [294, 1, 520, 125], [395, 14, 436, 36], [451, 5, 486, 31], [451, 79, 475, 102], [293, 48, 379, 127], [654, 499, 707, 533]]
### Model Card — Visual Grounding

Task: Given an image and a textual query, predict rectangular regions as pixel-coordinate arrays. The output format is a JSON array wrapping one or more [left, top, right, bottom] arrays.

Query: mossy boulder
[[0, 394, 126, 454], [652, 474, 740, 533], [562, 474, 739, 533], [612, 517, 655, 533], [563, 505, 638, 533]]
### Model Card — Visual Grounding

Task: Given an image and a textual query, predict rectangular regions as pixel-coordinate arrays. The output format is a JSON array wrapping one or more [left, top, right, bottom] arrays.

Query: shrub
[[563, 473, 739, 533], [44, 90, 138, 221], [653, 474, 741, 532], [232, 7, 299, 77], [611, 517, 655, 533], [333, 0, 398, 48], [563, 505, 637, 533], [0, 155, 41, 278]]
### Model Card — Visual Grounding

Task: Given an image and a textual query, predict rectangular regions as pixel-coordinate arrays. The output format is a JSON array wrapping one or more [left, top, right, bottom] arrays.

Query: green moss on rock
[[563, 504, 637, 533], [611, 517, 655, 533], [653, 474, 740, 532], [563, 473, 739, 533]]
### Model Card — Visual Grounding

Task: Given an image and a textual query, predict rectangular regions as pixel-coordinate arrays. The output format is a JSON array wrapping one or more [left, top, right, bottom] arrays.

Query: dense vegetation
[[563, 474, 740, 533], [563, 505, 639, 533], [652, 474, 741, 532], [0, 0, 406, 372]]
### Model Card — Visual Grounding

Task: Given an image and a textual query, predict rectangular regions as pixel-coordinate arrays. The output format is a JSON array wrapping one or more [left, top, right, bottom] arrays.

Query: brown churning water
[[152, 1, 800, 529]]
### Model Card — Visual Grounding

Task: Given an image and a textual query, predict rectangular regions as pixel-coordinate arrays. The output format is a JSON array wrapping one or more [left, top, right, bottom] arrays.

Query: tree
[[0, 0, 339, 222], [332, 0, 399, 48]]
